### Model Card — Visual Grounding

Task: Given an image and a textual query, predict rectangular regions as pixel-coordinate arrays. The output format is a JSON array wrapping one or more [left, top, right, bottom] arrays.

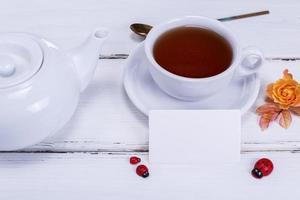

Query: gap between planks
[[2, 150, 300, 155], [12, 139, 300, 154], [4, 148, 300, 154]]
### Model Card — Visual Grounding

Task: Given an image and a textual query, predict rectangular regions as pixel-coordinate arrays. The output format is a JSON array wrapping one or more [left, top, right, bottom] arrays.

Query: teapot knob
[[0, 57, 15, 77]]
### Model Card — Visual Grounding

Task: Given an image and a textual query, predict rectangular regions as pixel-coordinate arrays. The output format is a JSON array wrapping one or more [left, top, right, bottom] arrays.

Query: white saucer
[[123, 43, 260, 116]]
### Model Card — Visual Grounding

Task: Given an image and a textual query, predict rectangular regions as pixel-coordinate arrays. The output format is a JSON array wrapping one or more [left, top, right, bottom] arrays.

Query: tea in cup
[[144, 16, 263, 101]]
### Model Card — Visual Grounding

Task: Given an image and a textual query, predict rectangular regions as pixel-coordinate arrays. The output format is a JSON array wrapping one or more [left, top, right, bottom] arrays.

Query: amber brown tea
[[153, 26, 233, 78]]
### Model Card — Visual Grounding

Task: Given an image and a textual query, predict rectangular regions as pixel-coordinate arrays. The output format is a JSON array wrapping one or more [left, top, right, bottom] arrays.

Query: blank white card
[[149, 110, 241, 165]]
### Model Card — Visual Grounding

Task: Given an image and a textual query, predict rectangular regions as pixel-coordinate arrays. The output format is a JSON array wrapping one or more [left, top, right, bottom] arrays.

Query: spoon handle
[[101, 11, 270, 59], [218, 10, 269, 22]]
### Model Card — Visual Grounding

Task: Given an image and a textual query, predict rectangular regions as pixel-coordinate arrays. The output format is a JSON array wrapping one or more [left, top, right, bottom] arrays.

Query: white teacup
[[144, 16, 263, 101]]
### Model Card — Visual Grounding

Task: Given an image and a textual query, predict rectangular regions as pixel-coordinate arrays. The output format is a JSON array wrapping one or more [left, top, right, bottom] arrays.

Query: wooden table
[[1, 0, 300, 199]]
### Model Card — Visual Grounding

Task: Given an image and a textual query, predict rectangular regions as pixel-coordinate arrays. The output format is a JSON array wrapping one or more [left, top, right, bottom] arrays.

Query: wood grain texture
[[0, 152, 300, 199]]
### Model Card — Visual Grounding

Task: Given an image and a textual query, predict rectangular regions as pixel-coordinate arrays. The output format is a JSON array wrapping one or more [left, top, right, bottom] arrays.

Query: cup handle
[[237, 46, 264, 76]]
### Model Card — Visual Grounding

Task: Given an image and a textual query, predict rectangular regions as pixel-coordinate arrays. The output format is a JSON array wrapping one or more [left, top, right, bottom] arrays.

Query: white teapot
[[0, 29, 108, 150]]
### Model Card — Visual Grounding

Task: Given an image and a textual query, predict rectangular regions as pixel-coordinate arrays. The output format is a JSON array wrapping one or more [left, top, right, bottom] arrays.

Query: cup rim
[[144, 16, 240, 82]]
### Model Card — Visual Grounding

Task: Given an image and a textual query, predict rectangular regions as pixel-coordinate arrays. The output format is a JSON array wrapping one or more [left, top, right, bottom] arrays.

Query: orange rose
[[267, 69, 300, 109]]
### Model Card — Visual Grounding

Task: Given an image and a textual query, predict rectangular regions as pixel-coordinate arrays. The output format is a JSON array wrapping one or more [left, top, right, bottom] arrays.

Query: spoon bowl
[[130, 23, 153, 37]]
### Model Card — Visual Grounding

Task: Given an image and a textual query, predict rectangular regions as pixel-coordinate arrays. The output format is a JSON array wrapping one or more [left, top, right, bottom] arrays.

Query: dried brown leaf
[[265, 97, 274, 103], [259, 112, 280, 131], [279, 110, 292, 129], [290, 107, 300, 116], [259, 116, 271, 131], [256, 103, 281, 115], [270, 112, 280, 121]]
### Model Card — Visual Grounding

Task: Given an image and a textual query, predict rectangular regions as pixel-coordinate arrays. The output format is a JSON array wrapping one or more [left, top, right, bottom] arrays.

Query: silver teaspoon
[[130, 10, 269, 37]]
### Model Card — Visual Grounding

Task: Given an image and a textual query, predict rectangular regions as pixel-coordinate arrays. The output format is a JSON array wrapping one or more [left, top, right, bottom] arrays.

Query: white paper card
[[149, 110, 241, 165]]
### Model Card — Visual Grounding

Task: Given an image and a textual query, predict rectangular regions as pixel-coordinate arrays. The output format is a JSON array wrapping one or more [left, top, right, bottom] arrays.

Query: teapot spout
[[68, 28, 109, 92]]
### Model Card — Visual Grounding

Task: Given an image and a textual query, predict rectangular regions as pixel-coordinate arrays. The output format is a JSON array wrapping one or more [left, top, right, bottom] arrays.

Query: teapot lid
[[0, 35, 43, 89]]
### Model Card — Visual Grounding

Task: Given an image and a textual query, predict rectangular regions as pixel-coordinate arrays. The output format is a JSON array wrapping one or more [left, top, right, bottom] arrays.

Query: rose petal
[[296, 103, 300, 107], [283, 69, 293, 80], [295, 91, 300, 106], [266, 84, 274, 99], [279, 110, 292, 129], [290, 107, 300, 116], [256, 103, 281, 115]]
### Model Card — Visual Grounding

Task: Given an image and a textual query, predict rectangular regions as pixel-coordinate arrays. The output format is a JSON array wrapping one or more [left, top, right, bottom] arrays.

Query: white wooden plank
[[0, 0, 299, 57], [0, 152, 299, 200], [20, 59, 300, 152]]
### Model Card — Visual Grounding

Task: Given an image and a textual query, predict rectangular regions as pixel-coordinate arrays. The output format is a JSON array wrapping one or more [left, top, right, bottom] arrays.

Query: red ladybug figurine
[[136, 165, 149, 178], [252, 158, 274, 179], [130, 156, 141, 165]]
